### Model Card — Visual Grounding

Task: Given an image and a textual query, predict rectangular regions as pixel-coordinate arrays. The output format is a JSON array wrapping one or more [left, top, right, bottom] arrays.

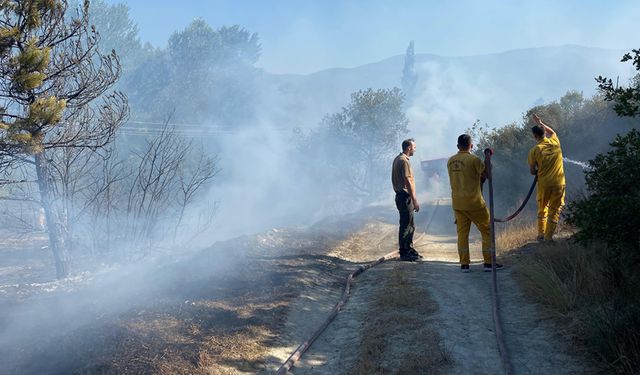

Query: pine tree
[[401, 40, 418, 105], [0, 0, 128, 278]]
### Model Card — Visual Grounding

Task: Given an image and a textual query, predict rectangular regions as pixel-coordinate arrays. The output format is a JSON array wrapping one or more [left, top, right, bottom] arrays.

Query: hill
[[262, 45, 632, 158]]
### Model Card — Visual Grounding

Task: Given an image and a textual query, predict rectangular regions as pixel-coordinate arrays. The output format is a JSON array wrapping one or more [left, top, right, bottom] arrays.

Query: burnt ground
[[0, 202, 596, 374], [0, 209, 378, 374]]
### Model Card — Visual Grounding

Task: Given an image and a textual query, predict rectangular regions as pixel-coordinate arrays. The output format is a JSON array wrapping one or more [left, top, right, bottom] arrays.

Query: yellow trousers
[[454, 208, 492, 265], [536, 185, 565, 240]]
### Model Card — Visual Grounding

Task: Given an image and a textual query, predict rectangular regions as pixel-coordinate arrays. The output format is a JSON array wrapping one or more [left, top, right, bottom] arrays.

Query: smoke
[[405, 58, 505, 205], [0, 245, 241, 373], [203, 121, 310, 242], [2, 4, 638, 371], [405, 46, 636, 166], [406, 60, 495, 160]]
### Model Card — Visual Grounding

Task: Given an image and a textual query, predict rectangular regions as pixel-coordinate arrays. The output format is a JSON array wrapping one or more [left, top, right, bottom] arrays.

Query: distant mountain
[[260, 45, 632, 133]]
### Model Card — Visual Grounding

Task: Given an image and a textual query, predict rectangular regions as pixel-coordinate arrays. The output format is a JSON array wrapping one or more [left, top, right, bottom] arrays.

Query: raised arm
[[533, 114, 556, 137]]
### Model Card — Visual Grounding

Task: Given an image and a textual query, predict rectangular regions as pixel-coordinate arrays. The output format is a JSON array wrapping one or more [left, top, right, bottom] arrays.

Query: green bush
[[566, 129, 640, 253], [565, 129, 640, 373]]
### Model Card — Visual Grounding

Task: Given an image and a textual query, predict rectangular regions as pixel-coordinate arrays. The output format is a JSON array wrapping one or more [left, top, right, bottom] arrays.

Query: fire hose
[[276, 250, 399, 375], [494, 174, 538, 222], [278, 152, 536, 374], [484, 148, 537, 375]]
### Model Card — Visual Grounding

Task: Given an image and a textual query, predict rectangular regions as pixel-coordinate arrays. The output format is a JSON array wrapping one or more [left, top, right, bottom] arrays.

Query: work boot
[[400, 253, 419, 262], [483, 263, 504, 272], [408, 248, 423, 260]]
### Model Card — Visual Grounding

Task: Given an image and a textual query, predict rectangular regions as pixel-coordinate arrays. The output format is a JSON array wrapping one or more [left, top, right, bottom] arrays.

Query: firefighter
[[528, 114, 565, 241], [447, 134, 503, 272]]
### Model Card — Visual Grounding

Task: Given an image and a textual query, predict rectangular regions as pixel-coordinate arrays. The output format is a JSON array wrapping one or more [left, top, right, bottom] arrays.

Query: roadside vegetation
[[498, 50, 640, 374]]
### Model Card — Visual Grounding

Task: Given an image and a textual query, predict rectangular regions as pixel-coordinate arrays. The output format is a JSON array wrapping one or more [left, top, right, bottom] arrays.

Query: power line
[[118, 130, 234, 138], [119, 122, 293, 138], [121, 120, 292, 134]]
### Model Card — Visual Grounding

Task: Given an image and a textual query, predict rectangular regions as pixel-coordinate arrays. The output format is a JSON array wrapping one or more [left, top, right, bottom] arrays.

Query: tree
[[167, 20, 260, 69], [307, 88, 409, 202], [566, 129, 640, 251], [561, 52, 640, 373], [559, 90, 584, 117], [0, 0, 128, 278], [596, 49, 640, 117], [73, 121, 218, 257], [401, 40, 418, 104], [129, 19, 262, 126], [565, 128, 640, 373], [86, 0, 148, 70]]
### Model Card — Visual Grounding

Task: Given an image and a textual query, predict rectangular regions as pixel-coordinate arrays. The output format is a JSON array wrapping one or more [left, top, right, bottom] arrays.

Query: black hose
[[494, 175, 537, 223]]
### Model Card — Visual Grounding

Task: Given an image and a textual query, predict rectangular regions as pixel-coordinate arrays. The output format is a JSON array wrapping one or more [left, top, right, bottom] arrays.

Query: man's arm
[[533, 114, 556, 137]]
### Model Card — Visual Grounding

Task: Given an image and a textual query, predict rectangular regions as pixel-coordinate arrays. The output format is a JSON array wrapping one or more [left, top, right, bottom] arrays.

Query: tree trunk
[[34, 151, 70, 279]]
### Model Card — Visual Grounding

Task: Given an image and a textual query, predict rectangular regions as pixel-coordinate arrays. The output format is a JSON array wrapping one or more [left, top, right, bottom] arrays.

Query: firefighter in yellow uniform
[[528, 114, 565, 241], [447, 134, 503, 273]]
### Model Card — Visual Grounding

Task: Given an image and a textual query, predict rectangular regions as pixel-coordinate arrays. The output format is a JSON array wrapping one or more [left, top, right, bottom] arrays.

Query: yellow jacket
[[528, 134, 565, 187], [447, 151, 486, 210]]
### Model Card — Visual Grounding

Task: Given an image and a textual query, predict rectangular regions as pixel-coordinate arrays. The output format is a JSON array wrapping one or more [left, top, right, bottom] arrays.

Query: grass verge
[[501, 221, 640, 374]]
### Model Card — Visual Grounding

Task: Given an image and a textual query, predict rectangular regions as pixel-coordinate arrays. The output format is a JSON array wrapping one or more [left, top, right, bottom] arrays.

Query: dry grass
[[53, 294, 283, 375], [512, 241, 608, 315], [495, 220, 538, 252], [350, 264, 452, 374], [328, 221, 396, 262], [500, 222, 640, 374], [116, 311, 276, 374], [198, 326, 274, 373]]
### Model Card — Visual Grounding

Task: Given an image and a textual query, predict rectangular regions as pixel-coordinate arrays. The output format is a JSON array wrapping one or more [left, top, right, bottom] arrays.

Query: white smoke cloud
[[407, 61, 496, 160]]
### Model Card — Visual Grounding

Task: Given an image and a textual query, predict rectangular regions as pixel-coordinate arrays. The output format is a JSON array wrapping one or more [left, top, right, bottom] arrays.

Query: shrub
[[564, 129, 640, 373], [566, 129, 640, 258]]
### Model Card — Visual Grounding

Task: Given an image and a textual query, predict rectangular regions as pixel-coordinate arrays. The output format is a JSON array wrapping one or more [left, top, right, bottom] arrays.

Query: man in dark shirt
[[392, 138, 422, 261]]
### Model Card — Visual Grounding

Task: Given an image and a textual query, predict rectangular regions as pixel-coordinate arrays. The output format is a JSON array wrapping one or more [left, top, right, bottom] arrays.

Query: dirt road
[[269, 201, 590, 374]]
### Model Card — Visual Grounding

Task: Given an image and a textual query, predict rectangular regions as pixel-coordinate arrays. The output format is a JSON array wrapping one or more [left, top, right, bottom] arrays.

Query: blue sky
[[103, 0, 639, 74]]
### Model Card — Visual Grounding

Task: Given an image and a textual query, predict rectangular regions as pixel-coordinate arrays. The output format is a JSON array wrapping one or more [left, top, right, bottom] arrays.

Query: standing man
[[392, 138, 422, 261], [447, 134, 503, 272], [528, 114, 565, 241]]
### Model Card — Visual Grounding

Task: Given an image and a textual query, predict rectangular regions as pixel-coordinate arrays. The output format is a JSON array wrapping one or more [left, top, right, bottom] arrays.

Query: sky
[[102, 0, 639, 74]]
